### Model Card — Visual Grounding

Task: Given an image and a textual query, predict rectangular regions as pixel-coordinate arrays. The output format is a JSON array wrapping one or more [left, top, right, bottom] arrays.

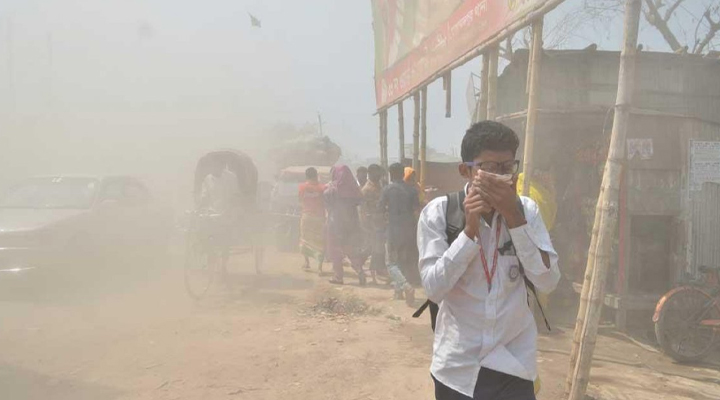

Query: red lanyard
[[478, 218, 503, 292]]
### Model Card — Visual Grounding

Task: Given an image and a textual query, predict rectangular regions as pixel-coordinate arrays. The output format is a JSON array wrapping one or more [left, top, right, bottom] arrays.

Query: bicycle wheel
[[183, 235, 219, 300], [655, 287, 719, 362]]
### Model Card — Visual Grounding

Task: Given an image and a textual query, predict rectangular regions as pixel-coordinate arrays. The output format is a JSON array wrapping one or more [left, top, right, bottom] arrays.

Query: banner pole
[[420, 88, 428, 193], [413, 93, 420, 171], [486, 45, 499, 120], [398, 102, 405, 163], [521, 18, 544, 197]]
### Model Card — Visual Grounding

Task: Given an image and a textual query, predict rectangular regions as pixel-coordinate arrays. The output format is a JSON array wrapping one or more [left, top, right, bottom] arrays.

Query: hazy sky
[[0, 0, 712, 180]]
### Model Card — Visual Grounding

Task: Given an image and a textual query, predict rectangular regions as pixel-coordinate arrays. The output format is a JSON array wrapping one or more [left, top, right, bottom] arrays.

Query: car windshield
[[0, 178, 99, 209]]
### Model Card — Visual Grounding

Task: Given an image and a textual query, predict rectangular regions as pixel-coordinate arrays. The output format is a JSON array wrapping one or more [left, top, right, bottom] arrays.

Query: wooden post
[[486, 45, 499, 121], [413, 92, 420, 171], [420, 87, 428, 193], [380, 110, 388, 173], [476, 53, 490, 123], [444, 71, 452, 118], [521, 18, 543, 197], [566, 1, 642, 399], [378, 111, 384, 168], [398, 101, 405, 164]]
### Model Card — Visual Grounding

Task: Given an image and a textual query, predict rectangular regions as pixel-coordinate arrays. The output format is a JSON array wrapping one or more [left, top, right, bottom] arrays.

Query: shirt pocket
[[498, 255, 523, 291]]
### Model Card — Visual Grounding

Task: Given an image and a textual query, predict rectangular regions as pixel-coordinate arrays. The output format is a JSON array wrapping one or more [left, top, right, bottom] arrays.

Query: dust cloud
[[0, 1, 375, 210], [1, 1, 720, 400]]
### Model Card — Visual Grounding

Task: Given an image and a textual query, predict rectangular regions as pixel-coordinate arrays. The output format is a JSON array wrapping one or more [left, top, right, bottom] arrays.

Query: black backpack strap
[[524, 276, 552, 331], [445, 190, 466, 244], [412, 300, 430, 318], [413, 190, 465, 330], [516, 196, 551, 331]]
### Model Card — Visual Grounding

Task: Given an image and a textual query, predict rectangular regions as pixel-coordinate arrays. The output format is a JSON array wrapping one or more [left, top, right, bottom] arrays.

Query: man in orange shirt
[[299, 167, 326, 272]]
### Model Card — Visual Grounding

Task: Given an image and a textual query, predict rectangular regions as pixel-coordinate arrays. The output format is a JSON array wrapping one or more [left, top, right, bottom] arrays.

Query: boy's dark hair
[[356, 166, 368, 176], [305, 167, 318, 180], [461, 121, 520, 162], [388, 163, 404, 182], [367, 164, 383, 182]]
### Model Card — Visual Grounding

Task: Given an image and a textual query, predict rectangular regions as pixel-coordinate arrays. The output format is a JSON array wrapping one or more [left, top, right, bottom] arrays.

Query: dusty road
[[1, 250, 719, 400]]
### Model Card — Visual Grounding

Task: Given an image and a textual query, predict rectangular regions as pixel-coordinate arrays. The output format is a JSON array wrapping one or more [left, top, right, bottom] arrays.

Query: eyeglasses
[[465, 160, 520, 175]]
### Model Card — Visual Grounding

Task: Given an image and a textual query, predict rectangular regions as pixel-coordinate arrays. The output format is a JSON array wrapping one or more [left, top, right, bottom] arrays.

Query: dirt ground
[[1, 249, 719, 400]]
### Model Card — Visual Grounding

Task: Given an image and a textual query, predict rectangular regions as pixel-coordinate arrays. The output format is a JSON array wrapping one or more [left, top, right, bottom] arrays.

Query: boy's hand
[[463, 187, 491, 240], [474, 171, 526, 228]]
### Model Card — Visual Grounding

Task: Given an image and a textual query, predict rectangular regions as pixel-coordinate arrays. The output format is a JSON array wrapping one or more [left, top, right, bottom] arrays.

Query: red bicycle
[[653, 265, 720, 362]]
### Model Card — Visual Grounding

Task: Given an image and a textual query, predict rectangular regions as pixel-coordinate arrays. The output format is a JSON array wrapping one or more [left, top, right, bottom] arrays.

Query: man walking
[[417, 121, 560, 400], [379, 163, 418, 305], [361, 164, 387, 282]]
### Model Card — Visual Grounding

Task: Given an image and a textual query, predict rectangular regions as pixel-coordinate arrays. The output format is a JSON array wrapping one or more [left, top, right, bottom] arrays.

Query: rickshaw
[[183, 149, 264, 300]]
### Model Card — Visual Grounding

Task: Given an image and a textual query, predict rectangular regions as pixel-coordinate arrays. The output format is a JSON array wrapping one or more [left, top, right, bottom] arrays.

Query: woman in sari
[[324, 164, 366, 286]]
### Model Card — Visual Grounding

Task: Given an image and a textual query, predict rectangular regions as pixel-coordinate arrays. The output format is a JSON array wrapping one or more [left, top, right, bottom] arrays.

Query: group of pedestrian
[[297, 121, 560, 400], [297, 161, 423, 304]]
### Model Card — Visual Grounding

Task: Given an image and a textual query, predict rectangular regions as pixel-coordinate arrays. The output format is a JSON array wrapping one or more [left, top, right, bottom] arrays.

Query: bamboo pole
[[444, 71, 452, 118], [521, 18, 543, 197], [476, 53, 490, 123], [420, 87, 428, 193], [378, 111, 385, 170], [413, 93, 420, 171], [380, 110, 388, 173], [564, 185, 605, 393], [486, 45, 499, 120], [384, 110, 389, 172], [565, 1, 641, 399], [398, 101, 405, 164]]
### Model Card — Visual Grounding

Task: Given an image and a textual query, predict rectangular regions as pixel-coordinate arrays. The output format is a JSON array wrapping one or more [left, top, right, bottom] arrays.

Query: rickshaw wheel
[[184, 236, 219, 300]]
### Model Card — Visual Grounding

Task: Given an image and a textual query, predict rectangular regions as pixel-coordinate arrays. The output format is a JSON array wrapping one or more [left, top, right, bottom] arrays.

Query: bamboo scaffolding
[[565, 1, 642, 399]]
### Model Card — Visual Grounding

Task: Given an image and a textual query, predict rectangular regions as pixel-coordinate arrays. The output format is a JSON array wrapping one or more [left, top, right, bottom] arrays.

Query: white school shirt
[[417, 193, 560, 397]]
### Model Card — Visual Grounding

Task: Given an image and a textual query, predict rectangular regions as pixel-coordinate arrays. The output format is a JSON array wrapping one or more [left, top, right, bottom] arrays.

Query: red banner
[[372, 0, 554, 110]]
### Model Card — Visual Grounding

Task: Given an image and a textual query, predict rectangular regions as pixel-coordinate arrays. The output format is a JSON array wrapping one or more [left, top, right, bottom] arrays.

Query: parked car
[[0, 175, 172, 282]]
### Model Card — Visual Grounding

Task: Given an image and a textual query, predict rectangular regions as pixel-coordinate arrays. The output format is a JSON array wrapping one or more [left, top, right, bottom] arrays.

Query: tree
[[642, 0, 720, 54], [499, 0, 720, 59]]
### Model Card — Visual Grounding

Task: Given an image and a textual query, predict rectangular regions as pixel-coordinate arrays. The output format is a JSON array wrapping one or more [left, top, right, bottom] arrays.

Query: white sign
[[690, 141, 720, 191], [627, 138, 653, 160]]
